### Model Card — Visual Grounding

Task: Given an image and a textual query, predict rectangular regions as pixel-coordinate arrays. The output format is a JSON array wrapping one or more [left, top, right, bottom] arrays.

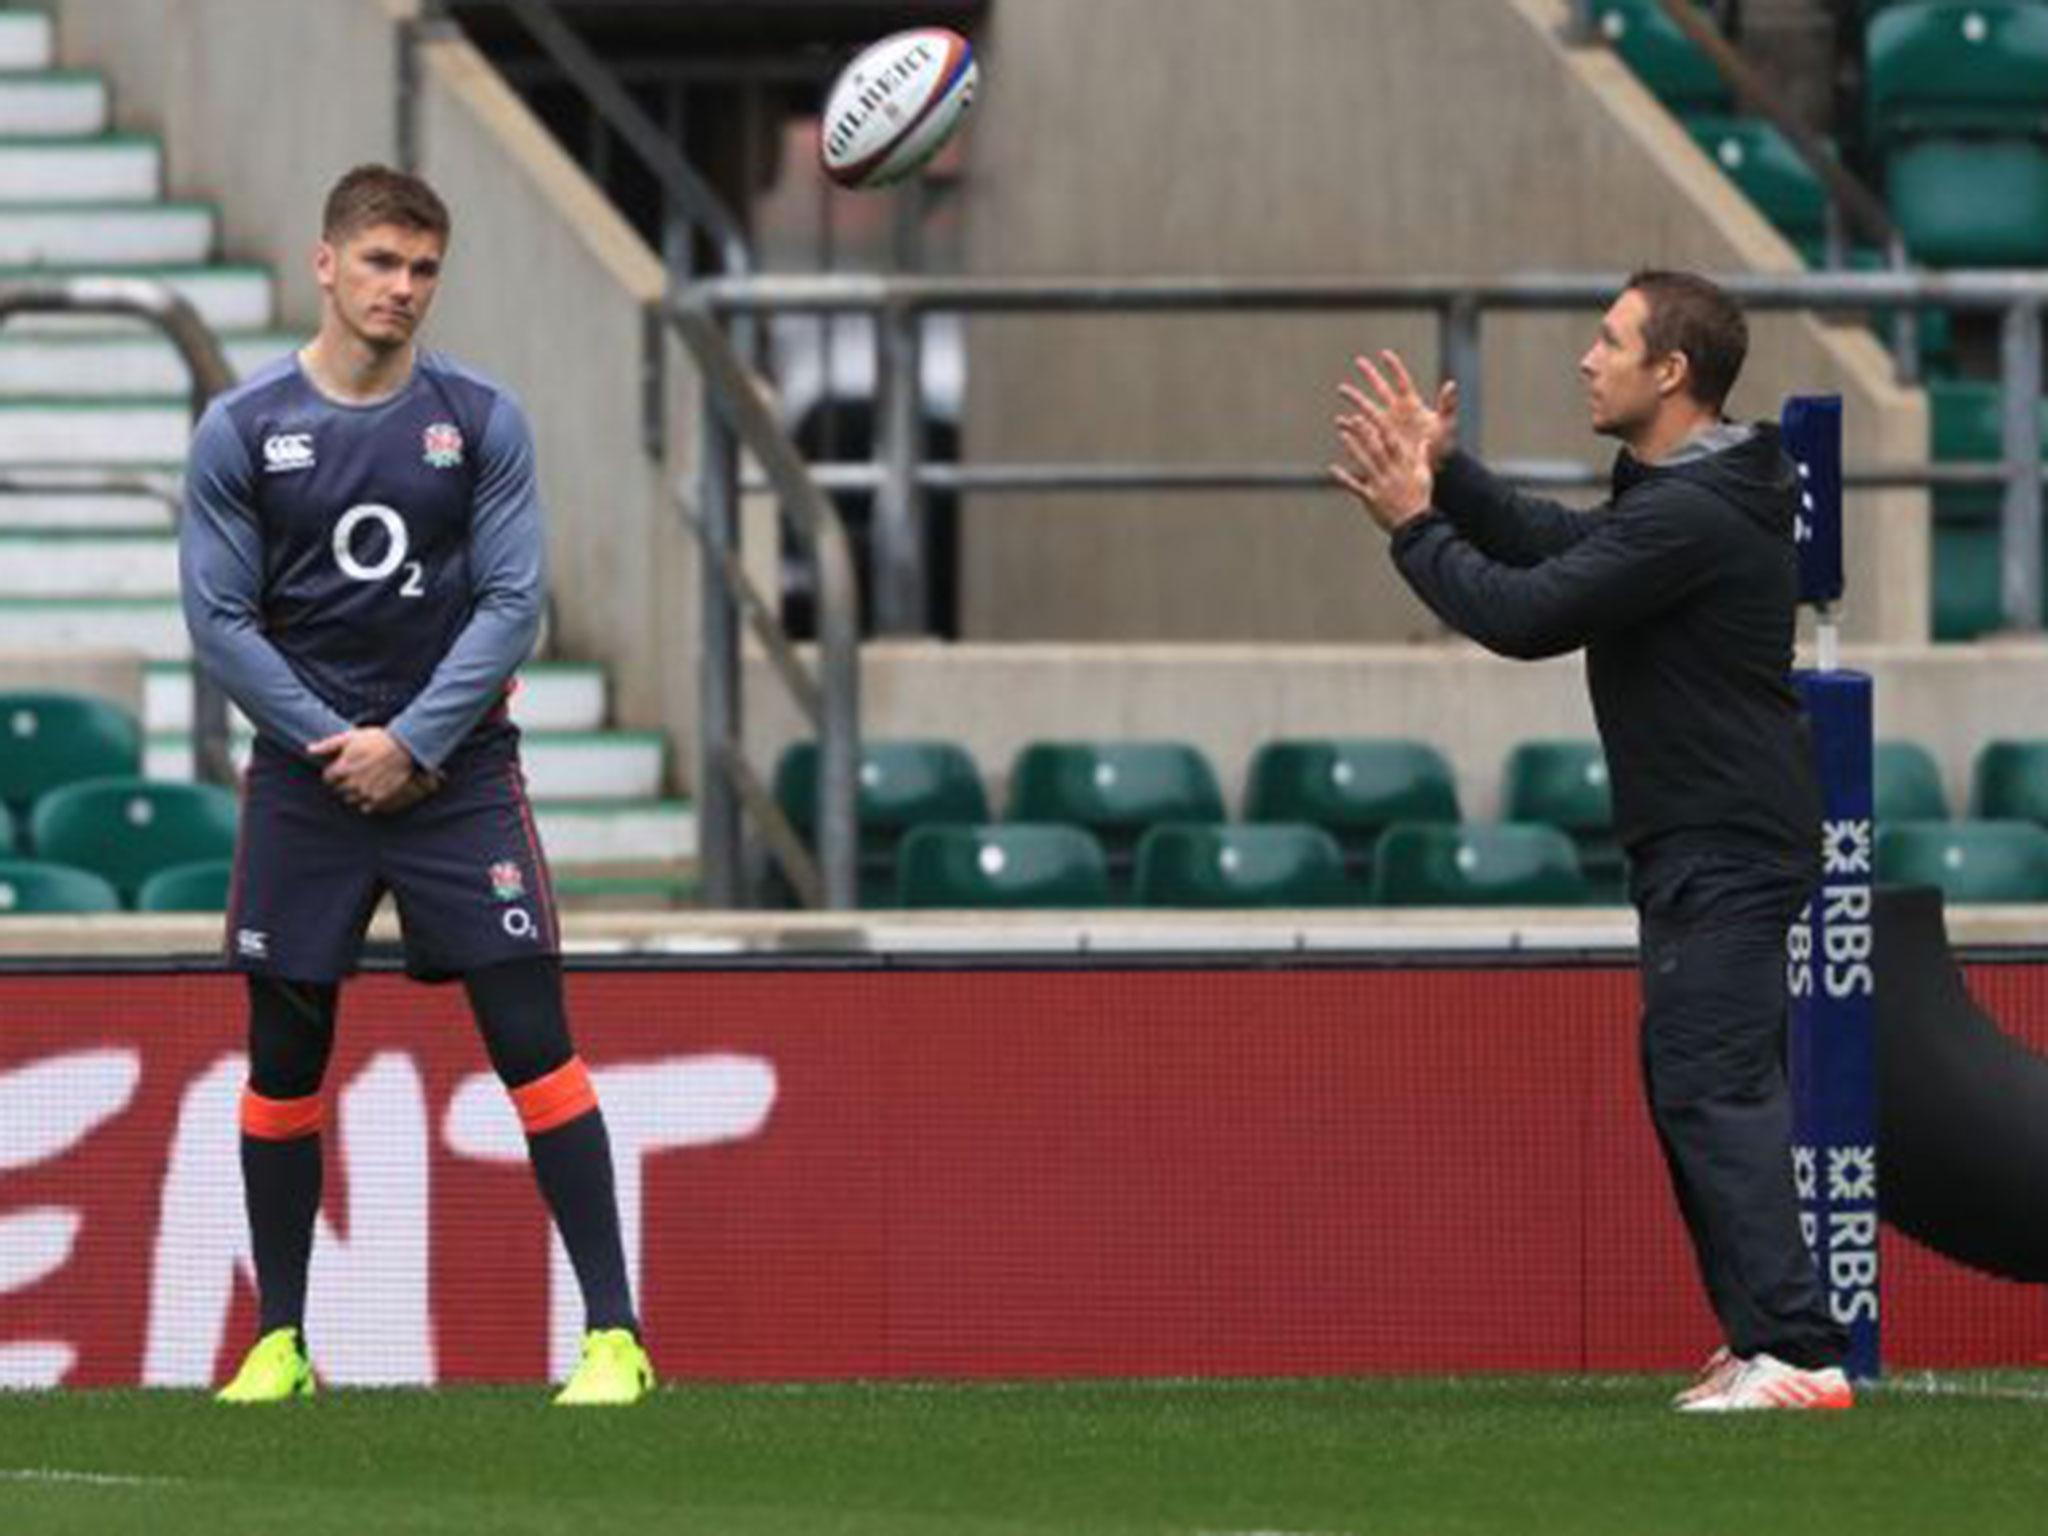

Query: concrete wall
[[958, 0, 1926, 644], [55, 0, 702, 775]]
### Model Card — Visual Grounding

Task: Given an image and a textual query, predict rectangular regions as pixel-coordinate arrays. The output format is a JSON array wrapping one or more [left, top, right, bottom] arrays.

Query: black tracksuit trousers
[[1632, 844, 1849, 1370]]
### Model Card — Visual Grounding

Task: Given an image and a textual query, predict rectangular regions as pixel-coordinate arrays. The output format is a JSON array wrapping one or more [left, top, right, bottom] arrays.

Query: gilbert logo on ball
[[820, 28, 978, 191]]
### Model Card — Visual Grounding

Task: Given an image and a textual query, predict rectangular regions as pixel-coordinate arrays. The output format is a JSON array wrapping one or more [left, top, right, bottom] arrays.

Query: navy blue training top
[[179, 349, 545, 772]]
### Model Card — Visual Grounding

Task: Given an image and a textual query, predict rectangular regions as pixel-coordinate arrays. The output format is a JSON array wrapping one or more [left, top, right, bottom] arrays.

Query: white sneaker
[[1678, 1352, 1854, 1413], [1671, 1345, 1743, 1407]]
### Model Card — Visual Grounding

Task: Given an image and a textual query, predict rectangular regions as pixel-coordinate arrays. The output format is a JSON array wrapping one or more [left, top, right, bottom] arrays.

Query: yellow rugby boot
[[216, 1327, 315, 1404], [553, 1328, 655, 1406]]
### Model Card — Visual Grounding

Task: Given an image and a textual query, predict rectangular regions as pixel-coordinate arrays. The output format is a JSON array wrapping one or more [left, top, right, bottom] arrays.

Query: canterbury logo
[[262, 433, 314, 473]]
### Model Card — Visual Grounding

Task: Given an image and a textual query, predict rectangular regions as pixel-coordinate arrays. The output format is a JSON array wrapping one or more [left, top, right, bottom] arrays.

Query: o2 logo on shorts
[[501, 907, 539, 940], [332, 503, 425, 598]]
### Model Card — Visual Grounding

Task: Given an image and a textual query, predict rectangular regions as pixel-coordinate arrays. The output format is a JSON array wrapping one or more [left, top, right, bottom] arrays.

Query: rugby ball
[[820, 28, 978, 191]]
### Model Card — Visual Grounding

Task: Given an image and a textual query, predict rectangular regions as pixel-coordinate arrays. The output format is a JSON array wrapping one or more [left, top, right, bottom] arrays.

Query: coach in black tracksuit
[[1330, 270, 1848, 1388]]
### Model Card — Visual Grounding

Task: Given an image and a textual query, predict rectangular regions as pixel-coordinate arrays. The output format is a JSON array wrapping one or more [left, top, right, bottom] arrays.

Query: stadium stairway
[[0, 6, 695, 907]]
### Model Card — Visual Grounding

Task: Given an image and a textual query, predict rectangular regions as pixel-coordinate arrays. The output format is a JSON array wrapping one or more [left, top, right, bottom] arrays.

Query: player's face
[[316, 222, 445, 351], [1579, 289, 1674, 441]]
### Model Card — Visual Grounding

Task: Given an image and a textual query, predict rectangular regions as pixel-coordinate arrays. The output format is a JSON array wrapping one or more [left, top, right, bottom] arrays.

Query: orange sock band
[[511, 1056, 597, 1135], [240, 1087, 324, 1141]]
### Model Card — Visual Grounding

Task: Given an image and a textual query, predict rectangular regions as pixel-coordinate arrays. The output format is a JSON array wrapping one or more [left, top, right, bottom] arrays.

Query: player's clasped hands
[[1329, 349, 1460, 533], [308, 726, 444, 816]]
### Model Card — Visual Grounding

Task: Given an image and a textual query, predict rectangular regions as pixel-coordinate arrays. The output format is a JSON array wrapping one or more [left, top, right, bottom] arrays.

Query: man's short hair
[[321, 164, 451, 246], [1624, 268, 1748, 411]]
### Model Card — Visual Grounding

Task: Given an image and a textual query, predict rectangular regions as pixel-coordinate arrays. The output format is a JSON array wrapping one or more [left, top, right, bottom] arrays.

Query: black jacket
[[1390, 425, 1821, 860]]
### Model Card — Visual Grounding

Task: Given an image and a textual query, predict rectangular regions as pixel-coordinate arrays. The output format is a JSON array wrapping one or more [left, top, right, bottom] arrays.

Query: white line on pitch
[[0, 1467, 177, 1487], [1875, 1373, 2048, 1404]]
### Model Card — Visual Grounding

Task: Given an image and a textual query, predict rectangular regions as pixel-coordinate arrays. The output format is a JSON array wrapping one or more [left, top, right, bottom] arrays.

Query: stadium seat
[[1686, 117, 1828, 248], [1875, 740, 1951, 822], [0, 858, 122, 915], [0, 799, 12, 854], [1006, 742, 1224, 873], [1132, 822, 1355, 908], [773, 738, 988, 905], [1933, 523, 2005, 641], [1866, 2, 2048, 144], [1592, 0, 1734, 114], [135, 857, 236, 913], [1971, 739, 2048, 824], [1876, 819, 2048, 901], [1886, 137, 2048, 266], [1501, 740, 1627, 902], [1369, 822, 1589, 907], [1929, 380, 2048, 523], [1244, 738, 1459, 880], [896, 823, 1112, 909], [29, 777, 238, 905], [0, 692, 142, 821]]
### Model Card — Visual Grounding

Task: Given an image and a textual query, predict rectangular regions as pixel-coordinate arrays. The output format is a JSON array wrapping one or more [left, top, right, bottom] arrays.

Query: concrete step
[[538, 801, 695, 864], [145, 729, 667, 800], [0, 72, 109, 137], [0, 264, 273, 335], [0, 596, 185, 655], [0, 330, 296, 396], [0, 14, 54, 72], [0, 135, 157, 202], [0, 201, 214, 265], [0, 472, 177, 528], [0, 397, 188, 465], [0, 527, 175, 595], [144, 661, 609, 733]]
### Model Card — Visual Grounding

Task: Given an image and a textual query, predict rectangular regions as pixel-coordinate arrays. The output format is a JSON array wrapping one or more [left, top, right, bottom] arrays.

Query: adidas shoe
[[1678, 1351, 1854, 1413], [1672, 1345, 1743, 1408]]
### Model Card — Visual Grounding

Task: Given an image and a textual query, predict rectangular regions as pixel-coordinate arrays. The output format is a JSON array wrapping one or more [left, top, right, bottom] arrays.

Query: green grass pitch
[[2, 1375, 2047, 1535]]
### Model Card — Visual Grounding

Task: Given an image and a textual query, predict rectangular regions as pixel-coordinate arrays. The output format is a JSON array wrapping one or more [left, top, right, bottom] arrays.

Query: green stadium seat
[[1593, 0, 1733, 113], [1687, 116, 1829, 246], [1875, 740, 1951, 822], [1933, 522, 2005, 640], [1887, 137, 2048, 267], [1876, 818, 2048, 901], [29, 777, 238, 905], [1928, 380, 2048, 523], [774, 738, 988, 905], [135, 857, 236, 913], [1132, 822, 1355, 908], [1245, 738, 1459, 881], [896, 823, 1112, 909], [1501, 740, 1627, 902], [1866, 2, 2048, 145], [1369, 822, 1589, 907], [1971, 739, 2048, 823], [0, 691, 142, 820], [1007, 742, 1224, 873], [0, 858, 121, 914], [0, 799, 12, 854]]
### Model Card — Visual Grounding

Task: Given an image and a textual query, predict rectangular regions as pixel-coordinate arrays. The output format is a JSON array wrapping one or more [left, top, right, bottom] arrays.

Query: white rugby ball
[[820, 28, 978, 191]]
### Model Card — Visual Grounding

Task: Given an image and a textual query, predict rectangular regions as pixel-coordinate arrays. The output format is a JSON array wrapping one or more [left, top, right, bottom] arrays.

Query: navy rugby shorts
[[224, 726, 561, 983]]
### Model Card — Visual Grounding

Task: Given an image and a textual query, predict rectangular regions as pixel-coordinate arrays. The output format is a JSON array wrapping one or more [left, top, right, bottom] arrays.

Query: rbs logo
[[1788, 818, 1873, 1000]]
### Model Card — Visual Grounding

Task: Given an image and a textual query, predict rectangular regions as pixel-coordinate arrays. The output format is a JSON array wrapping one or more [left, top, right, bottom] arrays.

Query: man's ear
[[1656, 348, 1693, 402], [312, 239, 336, 289]]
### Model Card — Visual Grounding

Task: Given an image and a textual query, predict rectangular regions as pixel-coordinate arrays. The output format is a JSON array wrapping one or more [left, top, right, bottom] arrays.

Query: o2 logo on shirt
[[332, 503, 425, 598]]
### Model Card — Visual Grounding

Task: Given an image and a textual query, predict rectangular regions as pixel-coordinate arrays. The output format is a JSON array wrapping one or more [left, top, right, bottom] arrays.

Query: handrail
[[681, 268, 2048, 905], [0, 278, 237, 786], [667, 293, 861, 911]]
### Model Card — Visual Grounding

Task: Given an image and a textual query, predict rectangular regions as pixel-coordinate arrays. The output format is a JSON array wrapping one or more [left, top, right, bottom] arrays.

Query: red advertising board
[[0, 961, 2040, 1387]]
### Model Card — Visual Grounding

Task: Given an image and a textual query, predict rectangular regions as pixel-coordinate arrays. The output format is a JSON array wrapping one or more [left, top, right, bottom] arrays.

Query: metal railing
[[679, 269, 2048, 907], [0, 278, 237, 784]]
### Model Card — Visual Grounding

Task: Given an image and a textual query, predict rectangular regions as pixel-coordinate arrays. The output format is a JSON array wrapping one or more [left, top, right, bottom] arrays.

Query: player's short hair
[[1623, 268, 1748, 411], [321, 164, 451, 247]]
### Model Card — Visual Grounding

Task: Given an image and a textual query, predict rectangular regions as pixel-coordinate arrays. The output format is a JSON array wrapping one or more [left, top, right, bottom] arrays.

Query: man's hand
[[1331, 391, 1436, 534], [307, 726, 430, 815], [1339, 350, 1460, 471]]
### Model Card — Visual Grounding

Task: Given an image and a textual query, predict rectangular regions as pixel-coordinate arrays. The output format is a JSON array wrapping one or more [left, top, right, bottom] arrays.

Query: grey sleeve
[[385, 391, 545, 772], [179, 403, 354, 756]]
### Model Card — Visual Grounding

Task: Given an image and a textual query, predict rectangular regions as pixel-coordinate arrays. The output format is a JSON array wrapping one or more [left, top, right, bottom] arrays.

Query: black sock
[[242, 1132, 321, 1337], [527, 1110, 638, 1335]]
